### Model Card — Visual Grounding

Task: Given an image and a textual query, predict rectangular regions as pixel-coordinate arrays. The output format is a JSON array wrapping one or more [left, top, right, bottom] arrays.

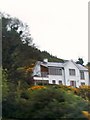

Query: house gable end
[[63, 60, 79, 70]]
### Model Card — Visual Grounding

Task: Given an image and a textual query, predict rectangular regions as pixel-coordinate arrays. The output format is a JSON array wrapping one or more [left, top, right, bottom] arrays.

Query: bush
[[54, 85, 90, 101], [77, 85, 90, 101], [3, 85, 89, 119], [21, 87, 89, 119]]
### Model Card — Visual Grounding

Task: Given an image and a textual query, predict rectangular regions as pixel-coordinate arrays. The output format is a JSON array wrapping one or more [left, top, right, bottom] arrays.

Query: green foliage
[[52, 85, 90, 102], [77, 86, 90, 101], [2, 69, 9, 99], [41, 51, 64, 62], [2, 86, 89, 119], [76, 58, 84, 65], [0, 67, 2, 119]]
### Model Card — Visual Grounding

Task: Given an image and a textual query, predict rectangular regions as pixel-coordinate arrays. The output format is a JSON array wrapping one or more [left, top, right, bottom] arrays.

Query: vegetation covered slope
[[2, 84, 90, 119], [1, 13, 90, 119], [2, 13, 64, 83]]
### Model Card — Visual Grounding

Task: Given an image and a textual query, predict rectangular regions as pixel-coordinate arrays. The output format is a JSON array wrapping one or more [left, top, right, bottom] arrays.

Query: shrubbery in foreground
[[2, 85, 89, 119]]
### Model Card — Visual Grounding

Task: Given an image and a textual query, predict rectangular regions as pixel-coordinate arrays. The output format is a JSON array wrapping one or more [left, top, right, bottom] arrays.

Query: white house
[[32, 59, 89, 87]]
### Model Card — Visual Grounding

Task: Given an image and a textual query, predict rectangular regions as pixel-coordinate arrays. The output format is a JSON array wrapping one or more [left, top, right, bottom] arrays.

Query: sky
[[0, 0, 89, 64]]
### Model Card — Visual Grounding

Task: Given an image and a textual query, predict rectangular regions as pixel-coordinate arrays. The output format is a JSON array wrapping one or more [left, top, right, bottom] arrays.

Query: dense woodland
[[1, 13, 90, 119]]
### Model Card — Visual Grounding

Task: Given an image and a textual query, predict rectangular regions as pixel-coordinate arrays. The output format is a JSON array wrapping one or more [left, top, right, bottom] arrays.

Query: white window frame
[[49, 67, 62, 75], [80, 71, 85, 80], [69, 69, 76, 76]]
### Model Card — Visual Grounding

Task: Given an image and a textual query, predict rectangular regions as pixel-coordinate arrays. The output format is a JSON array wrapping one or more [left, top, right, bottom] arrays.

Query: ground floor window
[[52, 80, 56, 84], [58, 80, 62, 84], [34, 80, 49, 85], [81, 82, 85, 86]]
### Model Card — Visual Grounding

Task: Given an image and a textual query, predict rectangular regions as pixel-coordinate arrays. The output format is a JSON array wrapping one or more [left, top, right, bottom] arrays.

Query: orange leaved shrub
[[77, 85, 90, 101], [82, 111, 90, 119], [58, 85, 90, 101], [28, 85, 46, 90]]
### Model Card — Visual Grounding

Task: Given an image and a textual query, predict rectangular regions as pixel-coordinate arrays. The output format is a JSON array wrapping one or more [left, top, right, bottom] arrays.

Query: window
[[81, 82, 85, 86], [52, 80, 56, 84], [41, 72, 48, 77], [80, 71, 85, 79], [59, 69, 62, 75], [70, 81, 76, 87], [69, 69, 76, 76], [58, 80, 62, 85], [49, 67, 62, 75]]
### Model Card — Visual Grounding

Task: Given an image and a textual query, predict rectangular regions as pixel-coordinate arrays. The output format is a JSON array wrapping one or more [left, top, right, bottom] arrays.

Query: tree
[[76, 58, 84, 65], [2, 69, 9, 99], [2, 13, 34, 83], [2, 13, 32, 68]]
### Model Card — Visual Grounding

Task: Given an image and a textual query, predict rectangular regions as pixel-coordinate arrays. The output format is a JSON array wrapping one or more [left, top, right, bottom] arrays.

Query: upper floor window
[[41, 72, 48, 77], [80, 71, 85, 79], [49, 67, 62, 75], [69, 69, 76, 76]]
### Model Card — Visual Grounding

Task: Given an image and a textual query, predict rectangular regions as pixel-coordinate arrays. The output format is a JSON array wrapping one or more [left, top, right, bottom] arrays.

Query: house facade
[[32, 59, 89, 87]]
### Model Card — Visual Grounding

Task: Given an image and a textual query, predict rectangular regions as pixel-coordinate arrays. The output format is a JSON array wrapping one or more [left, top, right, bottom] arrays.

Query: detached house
[[32, 59, 89, 87]]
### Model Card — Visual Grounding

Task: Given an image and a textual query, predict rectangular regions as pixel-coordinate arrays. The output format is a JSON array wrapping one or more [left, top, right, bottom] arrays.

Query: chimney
[[43, 58, 48, 63]]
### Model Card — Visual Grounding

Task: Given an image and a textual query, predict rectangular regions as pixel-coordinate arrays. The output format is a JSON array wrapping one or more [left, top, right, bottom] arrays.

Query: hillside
[[41, 51, 64, 62], [2, 13, 64, 84], [2, 13, 90, 120]]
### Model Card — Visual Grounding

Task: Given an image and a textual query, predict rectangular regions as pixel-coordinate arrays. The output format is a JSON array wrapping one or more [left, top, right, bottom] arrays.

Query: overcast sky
[[0, 0, 89, 64]]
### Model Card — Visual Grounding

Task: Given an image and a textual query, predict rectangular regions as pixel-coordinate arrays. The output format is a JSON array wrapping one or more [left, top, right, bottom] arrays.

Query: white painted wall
[[83, 71, 89, 85], [48, 68, 64, 85], [48, 75, 64, 85], [64, 61, 80, 87]]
